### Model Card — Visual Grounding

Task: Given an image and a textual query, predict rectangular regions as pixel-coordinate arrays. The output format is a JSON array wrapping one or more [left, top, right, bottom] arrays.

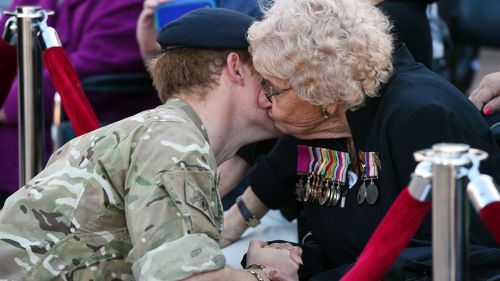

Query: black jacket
[[248, 45, 500, 280]]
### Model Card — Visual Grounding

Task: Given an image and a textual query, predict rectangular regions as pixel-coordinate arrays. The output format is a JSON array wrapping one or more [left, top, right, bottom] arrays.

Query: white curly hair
[[248, 0, 394, 110]]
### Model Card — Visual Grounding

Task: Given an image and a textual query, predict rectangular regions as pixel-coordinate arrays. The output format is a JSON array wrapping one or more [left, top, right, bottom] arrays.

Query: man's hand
[[469, 71, 500, 115], [264, 268, 298, 281], [246, 240, 302, 281]]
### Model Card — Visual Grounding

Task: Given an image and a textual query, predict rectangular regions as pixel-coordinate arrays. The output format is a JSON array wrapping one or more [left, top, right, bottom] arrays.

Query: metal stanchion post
[[415, 143, 489, 281], [3, 6, 50, 186], [432, 144, 469, 281]]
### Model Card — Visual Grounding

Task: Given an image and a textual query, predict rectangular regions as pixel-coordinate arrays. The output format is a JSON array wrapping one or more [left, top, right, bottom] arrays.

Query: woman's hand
[[136, 0, 172, 60], [246, 240, 302, 281], [469, 71, 500, 115], [264, 242, 304, 266], [220, 206, 249, 248], [218, 155, 250, 197], [220, 188, 270, 248]]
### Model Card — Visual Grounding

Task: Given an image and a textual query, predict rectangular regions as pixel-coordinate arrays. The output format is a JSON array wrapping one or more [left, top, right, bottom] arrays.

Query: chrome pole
[[431, 143, 469, 281], [6, 6, 45, 186], [414, 143, 489, 281]]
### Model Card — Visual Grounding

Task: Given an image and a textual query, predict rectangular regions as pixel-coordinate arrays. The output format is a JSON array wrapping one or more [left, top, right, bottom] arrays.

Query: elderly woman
[[223, 0, 500, 280]]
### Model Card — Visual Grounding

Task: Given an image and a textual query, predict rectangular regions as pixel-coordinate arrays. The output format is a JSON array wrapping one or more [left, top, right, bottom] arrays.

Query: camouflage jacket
[[0, 98, 226, 280]]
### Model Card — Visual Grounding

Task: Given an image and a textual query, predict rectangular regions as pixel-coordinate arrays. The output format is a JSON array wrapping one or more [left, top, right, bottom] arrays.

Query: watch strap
[[237, 196, 260, 227]]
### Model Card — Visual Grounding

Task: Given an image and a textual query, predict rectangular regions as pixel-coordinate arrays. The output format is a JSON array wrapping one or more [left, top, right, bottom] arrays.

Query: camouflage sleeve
[[124, 120, 225, 280], [131, 233, 225, 279]]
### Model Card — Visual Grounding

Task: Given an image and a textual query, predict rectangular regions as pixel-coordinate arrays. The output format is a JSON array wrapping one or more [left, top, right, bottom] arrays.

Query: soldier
[[0, 8, 301, 281]]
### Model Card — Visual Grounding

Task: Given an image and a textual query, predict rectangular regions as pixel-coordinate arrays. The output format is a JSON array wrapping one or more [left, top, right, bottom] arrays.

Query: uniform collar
[[165, 97, 210, 143]]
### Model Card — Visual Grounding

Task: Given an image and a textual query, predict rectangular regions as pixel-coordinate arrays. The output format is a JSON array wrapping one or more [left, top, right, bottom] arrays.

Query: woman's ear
[[327, 103, 337, 115], [326, 103, 346, 117], [225, 52, 245, 85]]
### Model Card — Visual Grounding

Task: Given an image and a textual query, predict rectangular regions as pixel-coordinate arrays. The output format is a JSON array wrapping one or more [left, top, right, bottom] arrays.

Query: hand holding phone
[[137, 0, 174, 59]]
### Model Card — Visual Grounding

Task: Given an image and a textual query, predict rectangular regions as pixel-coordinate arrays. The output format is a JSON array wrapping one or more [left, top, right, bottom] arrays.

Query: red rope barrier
[[0, 39, 17, 109], [42, 47, 99, 136], [479, 201, 500, 245], [340, 188, 432, 281]]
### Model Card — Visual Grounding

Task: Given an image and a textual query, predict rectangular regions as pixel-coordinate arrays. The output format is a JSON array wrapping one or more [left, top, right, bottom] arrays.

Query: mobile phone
[[154, 0, 217, 30]]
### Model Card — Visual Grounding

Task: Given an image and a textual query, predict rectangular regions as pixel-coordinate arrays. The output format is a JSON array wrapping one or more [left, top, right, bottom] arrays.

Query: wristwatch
[[236, 196, 261, 227]]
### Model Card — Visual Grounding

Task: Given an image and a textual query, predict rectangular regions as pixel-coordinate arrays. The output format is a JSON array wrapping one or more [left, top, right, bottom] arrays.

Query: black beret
[[157, 8, 255, 51]]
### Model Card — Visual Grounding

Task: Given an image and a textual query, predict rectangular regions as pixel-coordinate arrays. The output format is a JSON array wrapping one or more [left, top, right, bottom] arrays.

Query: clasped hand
[[246, 240, 303, 281]]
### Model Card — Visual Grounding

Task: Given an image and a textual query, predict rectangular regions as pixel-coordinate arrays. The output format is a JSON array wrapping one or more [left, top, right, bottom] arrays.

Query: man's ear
[[225, 52, 245, 85]]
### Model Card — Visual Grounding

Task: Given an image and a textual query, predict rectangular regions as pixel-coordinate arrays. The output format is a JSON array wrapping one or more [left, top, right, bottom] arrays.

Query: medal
[[296, 146, 310, 202], [311, 148, 327, 203], [357, 151, 381, 205], [296, 145, 351, 206], [317, 179, 326, 203], [310, 176, 322, 203], [295, 177, 305, 201], [318, 180, 331, 205], [357, 181, 367, 204], [366, 179, 379, 205], [328, 183, 341, 206], [326, 184, 340, 207], [303, 175, 312, 202], [326, 185, 336, 206]]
